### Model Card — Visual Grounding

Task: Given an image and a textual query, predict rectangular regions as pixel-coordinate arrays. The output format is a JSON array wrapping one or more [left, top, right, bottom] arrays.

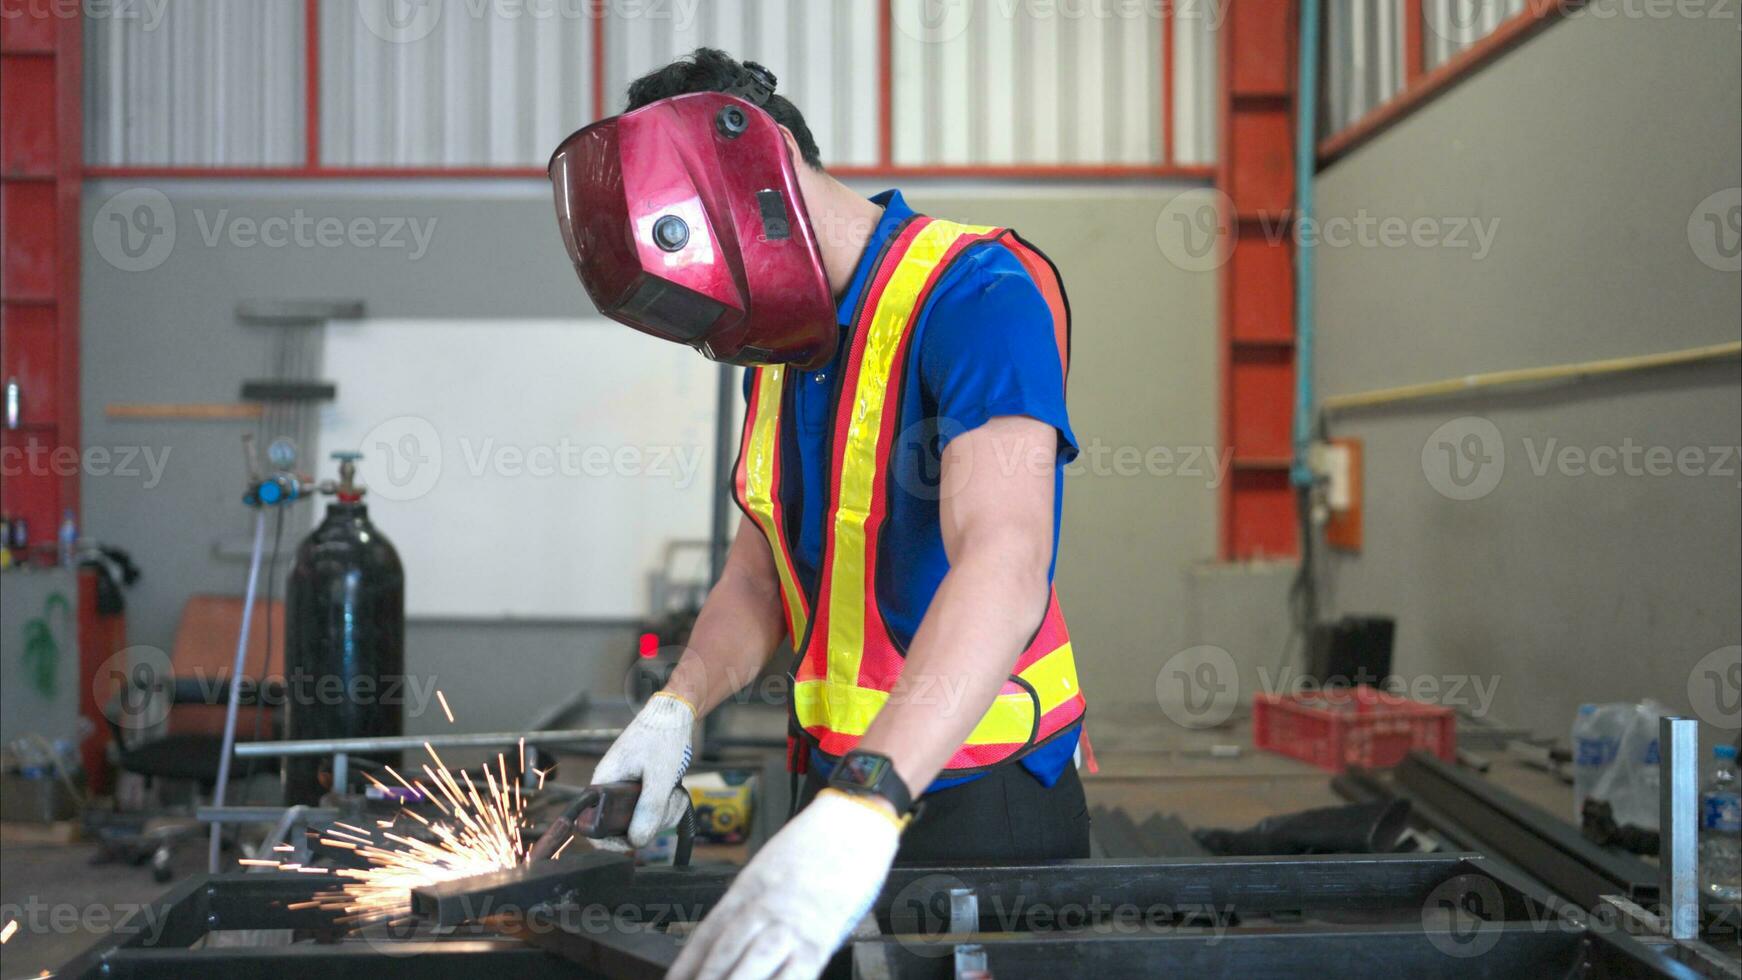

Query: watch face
[[838, 753, 888, 788]]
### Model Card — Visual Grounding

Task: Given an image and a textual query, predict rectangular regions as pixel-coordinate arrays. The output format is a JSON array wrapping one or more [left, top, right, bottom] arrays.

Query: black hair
[[624, 47, 824, 170]]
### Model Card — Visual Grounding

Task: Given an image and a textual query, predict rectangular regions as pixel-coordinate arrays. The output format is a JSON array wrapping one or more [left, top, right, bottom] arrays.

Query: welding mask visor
[[547, 91, 837, 370]]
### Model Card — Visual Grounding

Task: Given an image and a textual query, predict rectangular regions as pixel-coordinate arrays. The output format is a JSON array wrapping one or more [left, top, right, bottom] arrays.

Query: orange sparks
[[260, 715, 552, 935], [1, 919, 18, 944], [436, 690, 455, 724]]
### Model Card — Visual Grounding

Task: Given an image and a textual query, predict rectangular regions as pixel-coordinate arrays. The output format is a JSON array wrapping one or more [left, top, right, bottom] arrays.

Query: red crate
[[1253, 685, 1457, 772]]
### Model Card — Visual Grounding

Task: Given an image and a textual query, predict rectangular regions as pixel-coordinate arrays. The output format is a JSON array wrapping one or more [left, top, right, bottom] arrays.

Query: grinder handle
[[571, 780, 641, 839]]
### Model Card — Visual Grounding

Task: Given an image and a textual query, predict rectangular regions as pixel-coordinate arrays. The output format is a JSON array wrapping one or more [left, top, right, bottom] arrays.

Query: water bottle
[[1572, 704, 1618, 821], [1699, 744, 1741, 903], [57, 508, 78, 567]]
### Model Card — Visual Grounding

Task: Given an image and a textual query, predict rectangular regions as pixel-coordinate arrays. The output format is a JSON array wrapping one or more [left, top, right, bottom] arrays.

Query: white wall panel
[[1173, 0, 1220, 166], [86, 0, 1219, 173], [319, 0, 595, 167], [606, 0, 881, 168], [892, 0, 1187, 167], [1423, 0, 1527, 71], [85, 0, 306, 166], [1322, 0, 1407, 136]]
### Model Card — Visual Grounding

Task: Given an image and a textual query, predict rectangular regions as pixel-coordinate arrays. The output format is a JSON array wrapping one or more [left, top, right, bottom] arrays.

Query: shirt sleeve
[[916, 245, 1079, 463]]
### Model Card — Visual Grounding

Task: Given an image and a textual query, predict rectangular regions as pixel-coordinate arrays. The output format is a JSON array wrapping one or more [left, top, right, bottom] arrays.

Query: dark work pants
[[798, 763, 1091, 863]]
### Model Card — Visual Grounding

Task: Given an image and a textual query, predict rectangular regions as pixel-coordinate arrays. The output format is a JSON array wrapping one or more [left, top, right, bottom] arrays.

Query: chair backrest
[[167, 594, 285, 737]]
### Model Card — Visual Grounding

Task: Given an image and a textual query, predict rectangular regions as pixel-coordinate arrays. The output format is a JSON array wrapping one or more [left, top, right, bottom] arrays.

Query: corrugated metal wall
[[605, 0, 882, 169], [84, 0, 1219, 170], [319, 0, 596, 167], [890, 0, 1219, 167], [1322, 0, 1531, 136], [1322, 0, 1404, 136], [84, 0, 306, 166], [1423, 0, 1527, 70]]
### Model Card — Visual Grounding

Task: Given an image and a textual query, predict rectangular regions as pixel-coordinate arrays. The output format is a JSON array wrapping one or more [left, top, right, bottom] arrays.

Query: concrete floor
[[0, 719, 1580, 980]]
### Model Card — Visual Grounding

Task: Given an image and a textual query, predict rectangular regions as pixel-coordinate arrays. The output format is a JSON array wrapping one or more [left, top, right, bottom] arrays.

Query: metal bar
[[484, 908, 680, 980], [87, 941, 577, 980], [1660, 716, 1701, 940], [210, 509, 269, 872], [1393, 752, 1660, 908], [304, 0, 320, 168], [195, 804, 339, 824], [878, 0, 893, 167], [593, 854, 1498, 929], [1402, 0, 1425, 83], [847, 923, 1618, 979], [232, 727, 622, 757], [411, 852, 633, 927], [1161, 0, 1175, 166]]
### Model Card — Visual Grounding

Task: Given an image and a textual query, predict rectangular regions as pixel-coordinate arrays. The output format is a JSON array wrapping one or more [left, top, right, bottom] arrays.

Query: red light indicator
[[637, 633, 660, 658]]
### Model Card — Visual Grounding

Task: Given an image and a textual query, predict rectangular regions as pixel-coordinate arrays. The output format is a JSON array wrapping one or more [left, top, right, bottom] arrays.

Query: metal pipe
[[209, 509, 269, 873], [232, 727, 623, 757], [1659, 716, 1700, 940], [1322, 340, 1741, 413]]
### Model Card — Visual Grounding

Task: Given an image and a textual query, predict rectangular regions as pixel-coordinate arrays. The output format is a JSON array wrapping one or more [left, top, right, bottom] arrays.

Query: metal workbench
[[55, 852, 1699, 979]]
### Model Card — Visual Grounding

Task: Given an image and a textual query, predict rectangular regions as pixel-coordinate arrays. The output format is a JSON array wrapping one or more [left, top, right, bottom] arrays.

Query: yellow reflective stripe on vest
[[822, 220, 997, 699], [795, 638, 1079, 744], [743, 366, 808, 643]]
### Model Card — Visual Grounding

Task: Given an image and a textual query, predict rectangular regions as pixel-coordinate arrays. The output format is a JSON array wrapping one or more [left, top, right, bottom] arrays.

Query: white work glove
[[589, 691, 695, 849], [668, 789, 903, 980]]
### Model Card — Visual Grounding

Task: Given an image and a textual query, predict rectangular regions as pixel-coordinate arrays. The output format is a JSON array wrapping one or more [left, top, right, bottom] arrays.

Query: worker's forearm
[[662, 565, 787, 717], [855, 543, 1051, 797]]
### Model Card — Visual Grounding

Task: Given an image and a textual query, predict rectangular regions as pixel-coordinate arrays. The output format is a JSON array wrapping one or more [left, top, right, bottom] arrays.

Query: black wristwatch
[[828, 750, 915, 816]]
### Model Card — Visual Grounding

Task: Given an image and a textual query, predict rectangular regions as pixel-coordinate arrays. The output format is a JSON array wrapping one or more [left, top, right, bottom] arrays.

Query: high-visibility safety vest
[[732, 215, 1088, 777]]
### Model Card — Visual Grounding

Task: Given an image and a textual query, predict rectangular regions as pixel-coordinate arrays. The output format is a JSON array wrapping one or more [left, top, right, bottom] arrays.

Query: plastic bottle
[[1572, 704, 1619, 821], [1699, 744, 1741, 903], [57, 508, 78, 567]]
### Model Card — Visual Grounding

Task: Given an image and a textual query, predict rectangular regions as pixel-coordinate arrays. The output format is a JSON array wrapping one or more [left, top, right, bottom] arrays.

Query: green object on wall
[[20, 592, 70, 699]]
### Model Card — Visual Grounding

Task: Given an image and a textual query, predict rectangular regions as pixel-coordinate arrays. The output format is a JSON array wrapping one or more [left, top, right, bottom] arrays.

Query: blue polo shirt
[[751, 190, 1081, 790]]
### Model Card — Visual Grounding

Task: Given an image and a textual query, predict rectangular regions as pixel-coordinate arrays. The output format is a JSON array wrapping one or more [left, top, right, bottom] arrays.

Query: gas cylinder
[[284, 452, 405, 804]]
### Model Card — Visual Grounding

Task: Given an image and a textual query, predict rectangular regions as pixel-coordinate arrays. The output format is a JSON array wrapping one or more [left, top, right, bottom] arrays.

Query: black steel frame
[[56, 853, 1697, 979]]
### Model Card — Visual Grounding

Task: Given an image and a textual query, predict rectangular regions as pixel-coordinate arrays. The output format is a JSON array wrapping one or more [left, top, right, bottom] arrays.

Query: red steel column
[[1217, 0, 1299, 559], [1, 0, 82, 549]]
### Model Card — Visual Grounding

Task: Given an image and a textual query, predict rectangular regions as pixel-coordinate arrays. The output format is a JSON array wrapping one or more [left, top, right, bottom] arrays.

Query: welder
[[547, 48, 1089, 980]]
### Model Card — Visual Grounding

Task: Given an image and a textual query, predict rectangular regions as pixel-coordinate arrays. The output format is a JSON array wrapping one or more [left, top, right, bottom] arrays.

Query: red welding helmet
[[548, 83, 837, 370]]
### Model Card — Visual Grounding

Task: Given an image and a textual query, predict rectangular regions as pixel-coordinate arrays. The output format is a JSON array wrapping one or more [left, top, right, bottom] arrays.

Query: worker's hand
[[668, 789, 902, 980], [588, 691, 695, 848]]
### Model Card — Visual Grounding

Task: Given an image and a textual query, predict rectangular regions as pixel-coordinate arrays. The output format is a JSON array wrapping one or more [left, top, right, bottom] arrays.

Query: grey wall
[[81, 180, 1270, 735], [1313, 8, 1741, 738]]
